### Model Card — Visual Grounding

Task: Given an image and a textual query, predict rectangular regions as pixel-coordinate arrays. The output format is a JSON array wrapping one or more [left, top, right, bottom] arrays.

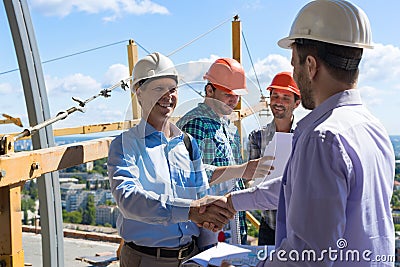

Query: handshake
[[189, 194, 236, 232]]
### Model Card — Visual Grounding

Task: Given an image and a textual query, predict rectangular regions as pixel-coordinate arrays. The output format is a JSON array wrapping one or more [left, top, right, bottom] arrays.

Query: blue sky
[[1, 0, 400, 137]]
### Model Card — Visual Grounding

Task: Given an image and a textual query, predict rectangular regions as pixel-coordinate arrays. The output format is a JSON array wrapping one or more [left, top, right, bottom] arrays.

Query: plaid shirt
[[247, 118, 296, 230], [177, 103, 247, 242]]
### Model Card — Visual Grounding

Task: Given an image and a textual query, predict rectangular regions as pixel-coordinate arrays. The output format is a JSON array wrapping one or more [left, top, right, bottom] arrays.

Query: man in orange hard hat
[[247, 71, 300, 247], [177, 58, 260, 248]]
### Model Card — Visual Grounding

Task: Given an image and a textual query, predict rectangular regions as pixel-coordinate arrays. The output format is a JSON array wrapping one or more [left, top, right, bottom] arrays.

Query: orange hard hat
[[267, 72, 300, 97], [203, 58, 248, 95]]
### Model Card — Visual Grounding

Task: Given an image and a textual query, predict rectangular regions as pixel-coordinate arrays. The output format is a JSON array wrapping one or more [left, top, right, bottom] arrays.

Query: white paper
[[182, 242, 274, 267], [182, 242, 245, 267], [252, 132, 293, 187]]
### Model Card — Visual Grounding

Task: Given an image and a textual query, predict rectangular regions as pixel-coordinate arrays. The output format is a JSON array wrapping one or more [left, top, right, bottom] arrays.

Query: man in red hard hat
[[247, 71, 300, 247]]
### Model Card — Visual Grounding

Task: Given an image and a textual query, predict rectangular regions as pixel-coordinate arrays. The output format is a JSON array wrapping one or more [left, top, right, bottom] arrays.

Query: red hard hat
[[267, 72, 300, 97], [203, 58, 248, 95]]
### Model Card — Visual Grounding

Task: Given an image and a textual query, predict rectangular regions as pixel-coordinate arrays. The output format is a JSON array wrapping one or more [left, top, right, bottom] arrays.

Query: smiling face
[[204, 84, 240, 116], [137, 77, 178, 127], [269, 88, 300, 119]]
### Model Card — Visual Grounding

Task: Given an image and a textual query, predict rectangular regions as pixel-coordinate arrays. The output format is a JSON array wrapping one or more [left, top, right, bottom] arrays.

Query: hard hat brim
[[212, 83, 248, 96], [267, 85, 300, 97], [278, 36, 374, 49], [277, 37, 294, 49]]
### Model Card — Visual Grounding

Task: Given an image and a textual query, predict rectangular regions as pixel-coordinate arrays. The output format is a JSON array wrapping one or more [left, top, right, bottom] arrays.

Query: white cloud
[[243, 0, 263, 10], [45, 73, 102, 95], [102, 64, 130, 86], [30, 0, 170, 20], [249, 54, 292, 88], [175, 55, 219, 91], [0, 83, 14, 94], [358, 85, 383, 107], [361, 43, 400, 86]]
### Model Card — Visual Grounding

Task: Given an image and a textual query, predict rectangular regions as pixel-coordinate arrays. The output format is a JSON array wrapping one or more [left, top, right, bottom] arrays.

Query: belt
[[125, 240, 195, 260]]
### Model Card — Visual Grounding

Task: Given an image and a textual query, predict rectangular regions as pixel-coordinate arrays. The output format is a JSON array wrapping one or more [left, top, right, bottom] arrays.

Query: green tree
[[392, 190, 400, 208], [23, 210, 29, 225], [21, 197, 36, 212], [105, 200, 115, 206], [103, 179, 110, 190], [247, 221, 259, 238], [63, 210, 83, 224], [82, 194, 96, 225], [29, 180, 38, 200], [89, 158, 108, 176]]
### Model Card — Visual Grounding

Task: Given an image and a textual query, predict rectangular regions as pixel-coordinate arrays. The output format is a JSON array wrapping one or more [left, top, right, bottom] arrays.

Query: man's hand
[[243, 156, 275, 180], [220, 261, 235, 267], [189, 195, 235, 232], [199, 193, 236, 231]]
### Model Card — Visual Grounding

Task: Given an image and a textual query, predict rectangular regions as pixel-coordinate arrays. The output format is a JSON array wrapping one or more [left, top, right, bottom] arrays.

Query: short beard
[[297, 71, 315, 110]]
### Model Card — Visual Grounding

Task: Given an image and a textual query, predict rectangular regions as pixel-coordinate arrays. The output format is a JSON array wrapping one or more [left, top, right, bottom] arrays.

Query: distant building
[[394, 210, 400, 224], [86, 161, 94, 172], [59, 172, 88, 180], [59, 178, 79, 183], [65, 190, 91, 212], [96, 205, 120, 227], [396, 238, 400, 266]]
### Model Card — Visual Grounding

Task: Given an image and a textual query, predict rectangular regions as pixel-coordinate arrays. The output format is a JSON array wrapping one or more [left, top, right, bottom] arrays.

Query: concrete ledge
[[23, 225, 122, 243]]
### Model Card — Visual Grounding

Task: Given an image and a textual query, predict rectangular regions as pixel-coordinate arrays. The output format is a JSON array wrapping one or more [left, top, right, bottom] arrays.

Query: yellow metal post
[[127, 39, 141, 120], [232, 15, 244, 156]]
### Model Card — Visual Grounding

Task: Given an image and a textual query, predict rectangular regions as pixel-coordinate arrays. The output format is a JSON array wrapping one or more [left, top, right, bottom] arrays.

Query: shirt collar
[[270, 116, 297, 133], [134, 119, 183, 140], [296, 89, 362, 133]]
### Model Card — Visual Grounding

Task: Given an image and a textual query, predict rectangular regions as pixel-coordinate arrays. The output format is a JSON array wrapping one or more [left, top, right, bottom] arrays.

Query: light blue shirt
[[234, 90, 395, 266], [107, 119, 209, 248]]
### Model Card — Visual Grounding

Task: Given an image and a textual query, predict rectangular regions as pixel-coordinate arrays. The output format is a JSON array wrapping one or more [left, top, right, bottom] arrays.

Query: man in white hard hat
[[221, 0, 395, 266], [107, 52, 236, 267]]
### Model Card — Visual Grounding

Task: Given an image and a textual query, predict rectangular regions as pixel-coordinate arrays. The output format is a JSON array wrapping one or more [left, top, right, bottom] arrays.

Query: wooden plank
[[0, 137, 114, 187], [0, 185, 25, 267], [76, 254, 118, 266], [246, 211, 260, 229]]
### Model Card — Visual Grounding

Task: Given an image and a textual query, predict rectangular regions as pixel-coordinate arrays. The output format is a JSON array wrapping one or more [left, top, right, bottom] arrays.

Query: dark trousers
[[120, 242, 199, 267], [257, 216, 275, 246]]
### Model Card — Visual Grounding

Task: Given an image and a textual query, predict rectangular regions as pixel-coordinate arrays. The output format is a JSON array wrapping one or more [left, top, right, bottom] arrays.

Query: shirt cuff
[[231, 187, 258, 211], [170, 198, 192, 223]]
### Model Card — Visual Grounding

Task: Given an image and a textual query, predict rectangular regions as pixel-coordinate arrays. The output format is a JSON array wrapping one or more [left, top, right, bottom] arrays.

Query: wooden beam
[[127, 40, 141, 120], [0, 185, 25, 267], [246, 211, 260, 229], [0, 137, 114, 187]]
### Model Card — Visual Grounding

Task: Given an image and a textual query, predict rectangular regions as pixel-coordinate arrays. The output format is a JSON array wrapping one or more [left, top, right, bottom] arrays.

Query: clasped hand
[[189, 195, 236, 232]]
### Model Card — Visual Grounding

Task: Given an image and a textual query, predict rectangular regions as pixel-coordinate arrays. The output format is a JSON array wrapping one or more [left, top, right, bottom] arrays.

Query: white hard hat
[[132, 52, 178, 90], [278, 0, 373, 49]]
